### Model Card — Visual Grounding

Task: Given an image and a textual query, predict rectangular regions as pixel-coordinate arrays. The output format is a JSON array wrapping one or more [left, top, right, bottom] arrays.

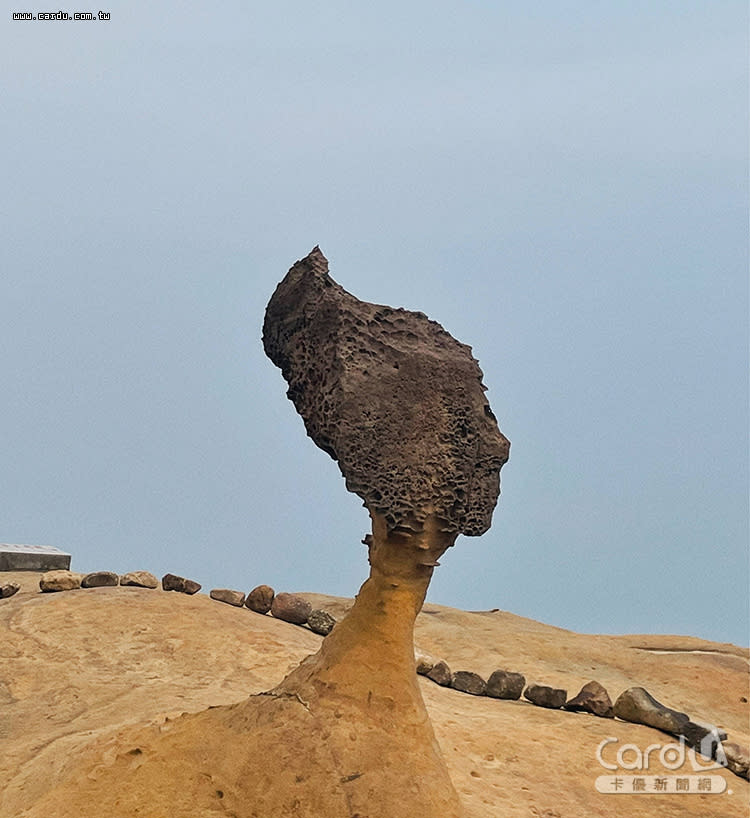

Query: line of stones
[[2, 569, 338, 635], [4, 569, 748, 781], [413, 654, 749, 780]]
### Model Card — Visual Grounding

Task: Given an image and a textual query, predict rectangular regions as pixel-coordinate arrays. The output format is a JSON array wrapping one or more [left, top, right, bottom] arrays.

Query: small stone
[[81, 571, 119, 588], [161, 573, 201, 595], [613, 687, 690, 734], [564, 680, 614, 718], [0, 582, 20, 599], [485, 669, 525, 700], [524, 684, 567, 709], [210, 588, 246, 607], [245, 584, 275, 614], [451, 671, 486, 696], [721, 742, 750, 780], [307, 609, 336, 635], [415, 651, 437, 675], [688, 719, 727, 742], [161, 573, 182, 592], [682, 720, 728, 758], [270, 592, 312, 625], [120, 571, 159, 589], [39, 570, 83, 592], [425, 660, 452, 687]]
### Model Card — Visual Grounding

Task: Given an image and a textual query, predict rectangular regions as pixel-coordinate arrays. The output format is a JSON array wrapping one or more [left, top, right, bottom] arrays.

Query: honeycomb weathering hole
[[262, 246, 510, 538]]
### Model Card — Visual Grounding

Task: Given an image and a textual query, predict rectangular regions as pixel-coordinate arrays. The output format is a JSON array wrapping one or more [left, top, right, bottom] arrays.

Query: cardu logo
[[594, 735, 730, 795], [597, 735, 725, 772]]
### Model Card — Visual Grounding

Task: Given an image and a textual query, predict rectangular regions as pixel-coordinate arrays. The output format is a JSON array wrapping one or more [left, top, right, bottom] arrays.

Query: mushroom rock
[[259, 247, 510, 816], [23, 248, 510, 818]]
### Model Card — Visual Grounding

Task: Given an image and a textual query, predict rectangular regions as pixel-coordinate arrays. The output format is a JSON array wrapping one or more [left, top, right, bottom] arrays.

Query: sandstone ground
[[1, 571, 747, 817]]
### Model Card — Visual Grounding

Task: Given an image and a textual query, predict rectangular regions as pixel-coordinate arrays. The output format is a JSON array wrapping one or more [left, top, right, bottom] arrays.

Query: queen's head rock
[[16, 248, 513, 818], [259, 247, 512, 816], [263, 246, 509, 537]]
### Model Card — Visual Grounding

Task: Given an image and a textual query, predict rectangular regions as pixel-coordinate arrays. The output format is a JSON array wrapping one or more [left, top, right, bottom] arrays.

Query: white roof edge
[[0, 543, 71, 555]]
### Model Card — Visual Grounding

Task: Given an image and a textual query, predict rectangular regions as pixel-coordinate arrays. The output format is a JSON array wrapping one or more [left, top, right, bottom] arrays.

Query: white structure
[[0, 543, 71, 571]]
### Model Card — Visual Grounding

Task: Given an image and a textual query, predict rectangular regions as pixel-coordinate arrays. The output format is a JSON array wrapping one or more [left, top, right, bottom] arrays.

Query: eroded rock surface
[[39, 570, 82, 592], [245, 584, 275, 613], [614, 686, 690, 734], [723, 742, 750, 780], [485, 669, 525, 700], [270, 592, 312, 625], [119, 571, 159, 589], [682, 720, 727, 758], [564, 680, 614, 718], [161, 574, 201, 595], [524, 683, 567, 709], [81, 571, 119, 588], [0, 582, 20, 599], [451, 670, 486, 695], [4, 579, 748, 818], [415, 650, 438, 675], [307, 609, 336, 635], [14, 249, 508, 818], [426, 660, 453, 687], [263, 247, 510, 536], [210, 588, 246, 607]]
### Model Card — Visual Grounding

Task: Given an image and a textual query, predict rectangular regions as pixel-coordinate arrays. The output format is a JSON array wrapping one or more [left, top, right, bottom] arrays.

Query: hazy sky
[[2, 2, 747, 645]]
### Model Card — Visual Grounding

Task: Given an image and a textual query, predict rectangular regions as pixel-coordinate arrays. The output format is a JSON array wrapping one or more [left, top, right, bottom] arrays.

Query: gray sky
[[2, 2, 747, 645]]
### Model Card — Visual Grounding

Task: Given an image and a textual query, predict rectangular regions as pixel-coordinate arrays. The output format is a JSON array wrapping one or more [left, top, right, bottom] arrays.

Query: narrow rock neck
[[277, 513, 456, 702]]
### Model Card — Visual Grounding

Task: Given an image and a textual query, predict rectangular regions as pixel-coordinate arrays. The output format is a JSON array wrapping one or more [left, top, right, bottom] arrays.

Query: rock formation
[[426, 659, 454, 686], [256, 247, 510, 815], [564, 680, 614, 718], [485, 669, 525, 700], [39, 570, 82, 592], [209, 588, 246, 607], [119, 570, 159, 588], [4, 571, 748, 815], [451, 670, 487, 695], [161, 573, 201, 594], [262, 246, 510, 537], [14, 248, 510, 818], [723, 742, 750, 779], [0, 581, 20, 599], [414, 650, 438, 675], [615, 686, 729, 758], [524, 683, 567, 709], [307, 608, 336, 635], [263, 247, 509, 818], [245, 583, 275, 613], [81, 571, 119, 588], [614, 686, 691, 733], [270, 591, 312, 624]]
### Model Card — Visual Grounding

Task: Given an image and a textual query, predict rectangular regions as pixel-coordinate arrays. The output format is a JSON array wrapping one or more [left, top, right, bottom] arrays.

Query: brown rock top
[[119, 570, 159, 589], [270, 591, 312, 624], [39, 570, 82, 592], [262, 247, 510, 536], [245, 583, 275, 613]]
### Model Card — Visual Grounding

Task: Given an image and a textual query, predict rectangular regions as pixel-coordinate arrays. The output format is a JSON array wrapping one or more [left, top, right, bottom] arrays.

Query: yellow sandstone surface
[[0, 570, 747, 818]]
